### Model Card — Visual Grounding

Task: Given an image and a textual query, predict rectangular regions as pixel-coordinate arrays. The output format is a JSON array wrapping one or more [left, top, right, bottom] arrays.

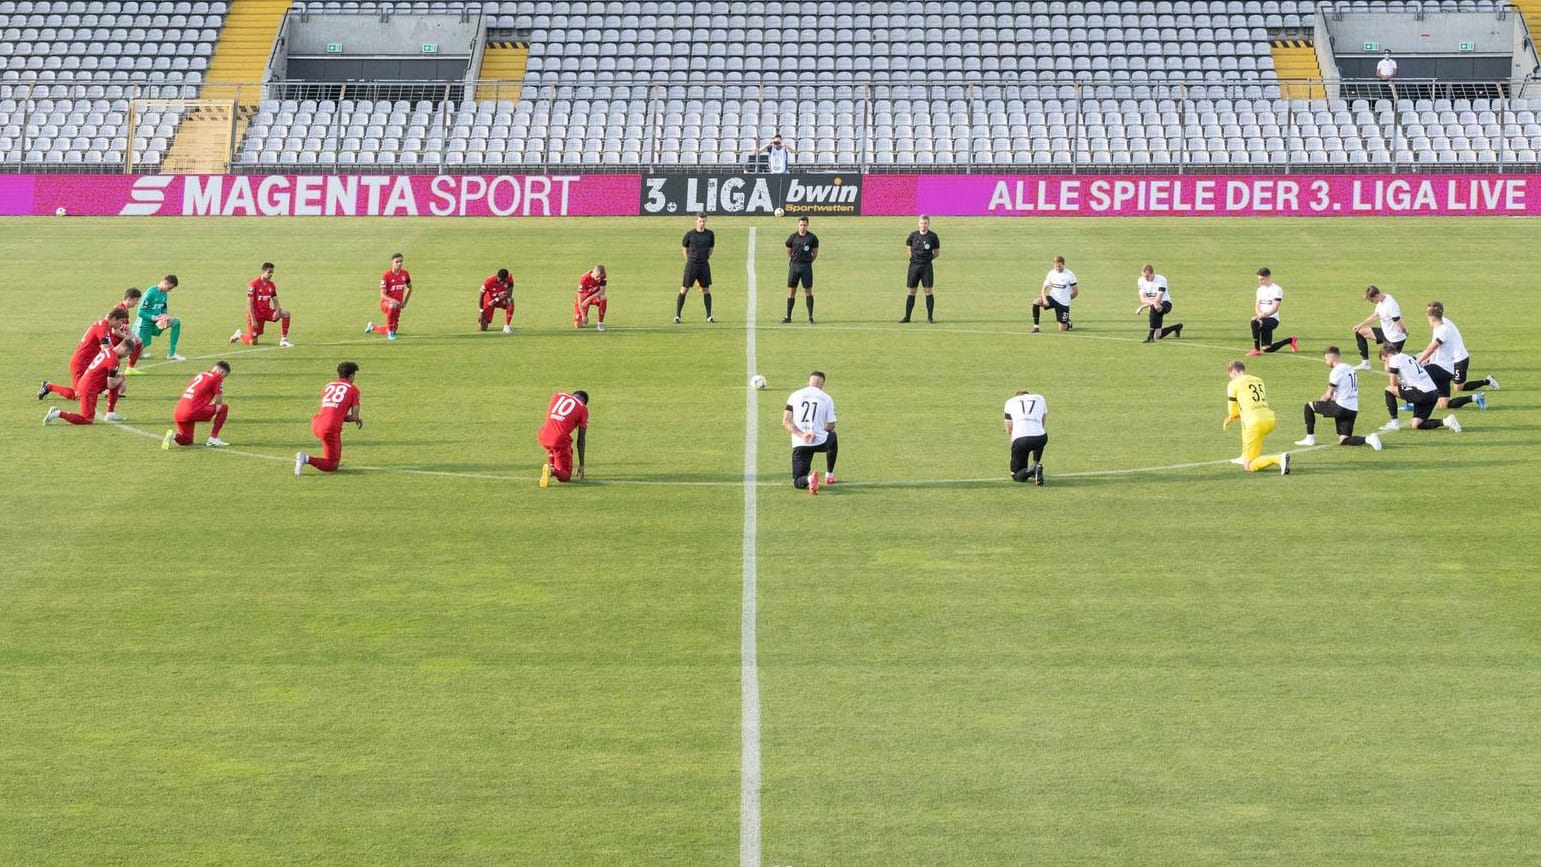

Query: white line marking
[[740, 227, 763, 867]]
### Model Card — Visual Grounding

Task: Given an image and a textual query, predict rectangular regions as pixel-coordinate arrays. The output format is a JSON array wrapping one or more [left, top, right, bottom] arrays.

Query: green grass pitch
[[3, 215, 1540, 865]]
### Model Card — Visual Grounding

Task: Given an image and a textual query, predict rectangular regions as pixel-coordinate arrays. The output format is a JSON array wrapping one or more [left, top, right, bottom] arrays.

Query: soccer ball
[[773, 208, 785, 217], [750, 374, 768, 390], [54, 207, 66, 217]]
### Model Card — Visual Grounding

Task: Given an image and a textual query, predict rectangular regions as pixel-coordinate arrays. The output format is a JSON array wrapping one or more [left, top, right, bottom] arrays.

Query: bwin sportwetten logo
[[781, 176, 860, 215], [118, 175, 176, 216]]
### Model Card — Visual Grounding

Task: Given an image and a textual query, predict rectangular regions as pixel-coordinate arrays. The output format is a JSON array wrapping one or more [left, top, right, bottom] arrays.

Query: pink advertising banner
[[0, 173, 641, 217], [862, 173, 1541, 217]]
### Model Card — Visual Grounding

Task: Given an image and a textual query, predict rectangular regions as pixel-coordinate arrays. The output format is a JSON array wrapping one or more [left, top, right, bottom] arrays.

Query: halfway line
[[740, 227, 763, 867]]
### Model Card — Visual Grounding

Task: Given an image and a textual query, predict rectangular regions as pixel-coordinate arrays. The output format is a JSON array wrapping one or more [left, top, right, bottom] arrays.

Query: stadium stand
[[3, 0, 1540, 171], [0, 0, 225, 168]]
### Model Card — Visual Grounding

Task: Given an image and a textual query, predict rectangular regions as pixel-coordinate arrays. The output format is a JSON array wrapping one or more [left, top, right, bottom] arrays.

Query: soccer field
[[3, 215, 1540, 865]]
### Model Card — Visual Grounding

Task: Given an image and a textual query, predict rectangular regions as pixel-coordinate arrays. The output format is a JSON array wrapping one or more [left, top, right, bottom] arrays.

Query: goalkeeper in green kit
[[129, 275, 184, 374]]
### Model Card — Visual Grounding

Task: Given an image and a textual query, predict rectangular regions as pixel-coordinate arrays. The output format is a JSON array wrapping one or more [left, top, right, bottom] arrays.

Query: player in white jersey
[[1032, 255, 1078, 332], [1135, 264, 1183, 342], [1417, 301, 1498, 410], [1351, 285, 1408, 369], [1003, 389, 1049, 485], [1296, 346, 1382, 449], [1247, 266, 1297, 356], [1378, 344, 1460, 432], [782, 370, 838, 494]]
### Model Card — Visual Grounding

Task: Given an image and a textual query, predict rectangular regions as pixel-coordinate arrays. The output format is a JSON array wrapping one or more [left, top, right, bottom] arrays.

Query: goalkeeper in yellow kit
[[1224, 360, 1291, 475]]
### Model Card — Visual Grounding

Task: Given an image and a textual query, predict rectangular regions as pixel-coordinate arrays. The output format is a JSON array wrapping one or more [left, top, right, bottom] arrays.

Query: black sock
[[903, 295, 915, 319], [805, 295, 814, 318], [1460, 379, 1486, 392], [924, 295, 934, 319], [703, 292, 713, 317], [675, 293, 685, 317], [824, 432, 838, 473], [1384, 391, 1399, 418], [1265, 338, 1291, 352], [1251, 320, 1263, 348], [1355, 332, 1370, 359], [1342, 436, 1366, 446], [1147, 329, 1156, 340], [1448, 395, 1473, 408], [1032, 304, 1041, 325], [1160, 325, 1179, 337], [785, 297, 795, 319], [1422, 418, 1444, 430], [1302, 403, 1316, 435]]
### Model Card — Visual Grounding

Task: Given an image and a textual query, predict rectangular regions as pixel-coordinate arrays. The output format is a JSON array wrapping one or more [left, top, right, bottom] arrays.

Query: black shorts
[[787, 262, 813, 290], [682, 261, 712, 290], [791, 435, 835, 484], [1426, 363, 1454, 398], [1399, 386, 1438, 420], [1310, 400, 1359, 437], [1452, 356, 1469, 385], [1038, 297, 1071, 323], [1009, 434, 1048, 474], [1147, 299, 1172, 327], [1370, 327, 1405, 352], [906, 261, 934, 289]]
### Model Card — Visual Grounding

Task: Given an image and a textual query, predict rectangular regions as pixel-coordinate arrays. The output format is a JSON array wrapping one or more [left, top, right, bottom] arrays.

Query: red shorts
[[481, 290, 512, 309]]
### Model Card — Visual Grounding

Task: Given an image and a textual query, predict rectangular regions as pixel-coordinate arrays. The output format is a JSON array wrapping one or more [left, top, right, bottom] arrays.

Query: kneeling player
[[1378, 344, 1460, 432], [1004, 388, 1048, 485], [574, 265, 607, 331], [1136, 264, 1182, 342], [41, 307, 131, 404], [784, 372, 838, 494], [1418, 301, 1497, 411], [230, 262, 292, 347], [135, 275, 185, 362], [1351, 285, 1405, 370], [163, 361, 231, 449], [1032, 255, 1077, 332], [113, 288, 145, 370], [44, 337, 129, 427], [1296, 346, 1381, 449], [538, 389, 590, 486], [479, 268, 515, 333], [296, 362, 363, 474]]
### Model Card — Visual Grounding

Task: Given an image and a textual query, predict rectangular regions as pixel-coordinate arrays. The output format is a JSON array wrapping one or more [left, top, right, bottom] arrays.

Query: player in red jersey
[[40, 308, 131, 402], [113, 287, 146, 371], [161, 361, 232, 449], [574, 264, 608, 331], [230, 262, 292, 347], [478, 268, 515, 333], [296, 361, 363, 474], [537, 389, 589, 487], [44, 337, 129, 426], [365, 253, 412, 340]]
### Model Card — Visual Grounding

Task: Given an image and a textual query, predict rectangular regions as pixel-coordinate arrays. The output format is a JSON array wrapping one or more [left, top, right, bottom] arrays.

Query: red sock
[[47, 382, 77, 399], [211, 404, 229, 437], [597, 299, 607, 323], [505, 305, 514, 325], [480, 304, 494, 327], [372, 323, 390, 335], [387, 307, 401, 332], [129, 342, 142, 366], [60, 411, 92, 425], [107, 388, 120, 412], [280, 315, 290, 337]]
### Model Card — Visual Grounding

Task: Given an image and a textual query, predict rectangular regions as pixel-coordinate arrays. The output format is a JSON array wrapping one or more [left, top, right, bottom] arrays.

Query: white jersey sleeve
[[1328, 362, 1359, 412], [1004, 393, 1047, 438], [1138, 274, 1170, 304], [786, 386, 835, 447]]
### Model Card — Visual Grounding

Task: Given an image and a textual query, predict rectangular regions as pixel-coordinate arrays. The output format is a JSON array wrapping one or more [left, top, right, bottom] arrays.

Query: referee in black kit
[[901, 214, 940, 323], [783, 216, 819, 323], [675, 212, 716, 323]]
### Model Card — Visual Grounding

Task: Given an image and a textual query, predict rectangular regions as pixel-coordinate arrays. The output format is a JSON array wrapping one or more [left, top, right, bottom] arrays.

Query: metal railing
[[2, 76, 1539, 175]]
